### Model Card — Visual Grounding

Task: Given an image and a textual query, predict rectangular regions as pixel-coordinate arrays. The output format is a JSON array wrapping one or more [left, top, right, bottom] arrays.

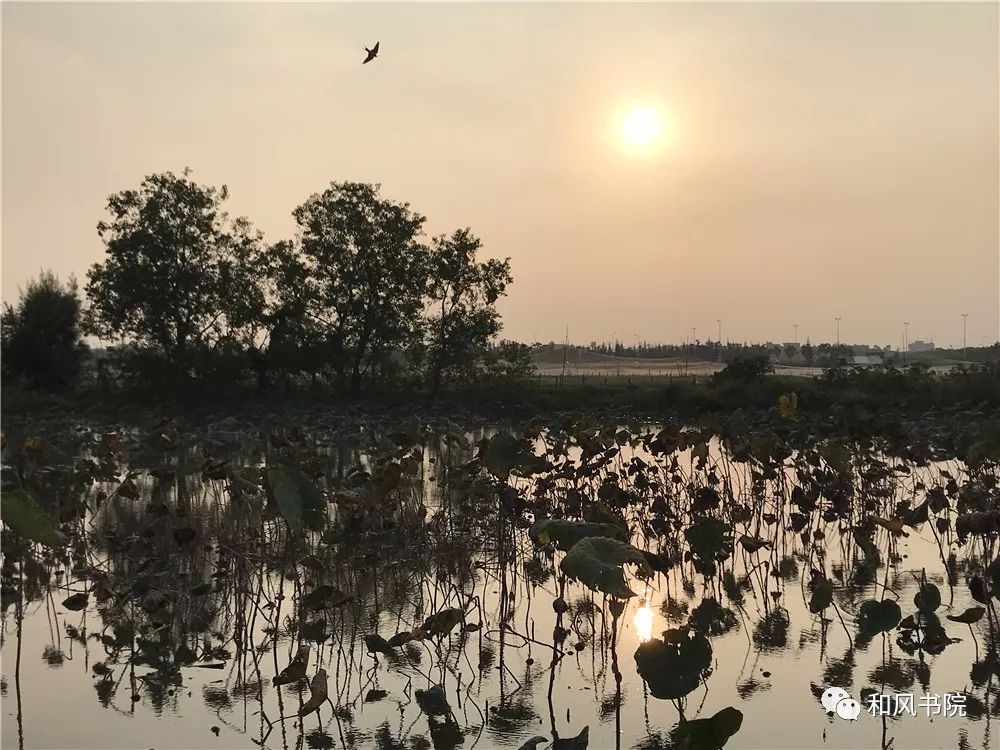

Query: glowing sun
[[617, 105, 670, 155]]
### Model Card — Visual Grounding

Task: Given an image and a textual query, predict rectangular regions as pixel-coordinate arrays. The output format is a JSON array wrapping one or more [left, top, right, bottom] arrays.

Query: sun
[[622, 108, 660, 146], [617, 105, 670, 155]]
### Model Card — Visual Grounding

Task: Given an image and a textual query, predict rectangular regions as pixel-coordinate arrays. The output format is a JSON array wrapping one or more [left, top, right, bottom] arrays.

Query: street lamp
[[612, 330, 619, 376], [793, 324, 798, 345], [903, 321, 909, 365], [716, 319, 723, 362], [834, 317, 841, 346], [962, 313, 968, 361]]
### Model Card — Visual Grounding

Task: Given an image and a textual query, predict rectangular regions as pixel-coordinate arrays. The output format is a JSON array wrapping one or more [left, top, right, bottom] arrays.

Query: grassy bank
[[4, 362, 998, 424], [524, 364, 1000, 414]]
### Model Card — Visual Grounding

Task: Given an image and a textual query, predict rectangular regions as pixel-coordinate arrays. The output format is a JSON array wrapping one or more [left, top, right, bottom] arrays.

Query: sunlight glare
[[634, 600, 654, 642], [622, 108, 660, 146], [615, 104, 672, 157]]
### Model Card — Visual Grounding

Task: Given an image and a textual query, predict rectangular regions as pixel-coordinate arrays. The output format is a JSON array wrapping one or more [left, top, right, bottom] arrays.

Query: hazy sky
[[3, 2, 998, 347]]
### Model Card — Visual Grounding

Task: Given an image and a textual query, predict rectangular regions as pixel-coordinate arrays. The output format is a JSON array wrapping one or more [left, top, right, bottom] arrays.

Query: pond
[[1, 415, 998, 750]]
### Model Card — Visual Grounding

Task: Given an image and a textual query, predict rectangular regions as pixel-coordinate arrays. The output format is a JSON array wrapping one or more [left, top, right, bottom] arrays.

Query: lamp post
[[717, 319, 723, 362], [903, 321, 909, 365], [962, 313, 968, 361], [793, 324, 798, 345], [834, 317, 841, 346]]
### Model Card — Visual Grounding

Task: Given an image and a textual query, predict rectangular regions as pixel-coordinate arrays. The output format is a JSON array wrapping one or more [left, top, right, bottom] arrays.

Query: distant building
[[908, 340, 935, 353]]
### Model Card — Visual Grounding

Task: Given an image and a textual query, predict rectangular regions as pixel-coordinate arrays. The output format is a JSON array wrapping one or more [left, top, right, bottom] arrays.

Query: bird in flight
[[363, 42, 379, 64]]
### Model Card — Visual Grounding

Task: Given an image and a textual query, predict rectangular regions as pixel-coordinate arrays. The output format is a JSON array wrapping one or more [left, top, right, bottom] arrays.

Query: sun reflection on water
[[634, 599, 654, 642]]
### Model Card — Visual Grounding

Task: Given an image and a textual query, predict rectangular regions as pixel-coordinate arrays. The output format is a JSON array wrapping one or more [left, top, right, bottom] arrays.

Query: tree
[[85, 169, 266, 377], [1, 272, 89, 389], [713, 355, 774, 383], [425, 228, 512, 392], [482, 340, 535, 382], [801, 340, 814, 364], [238, 241, 326, 391], [293, 182, 428, 393]]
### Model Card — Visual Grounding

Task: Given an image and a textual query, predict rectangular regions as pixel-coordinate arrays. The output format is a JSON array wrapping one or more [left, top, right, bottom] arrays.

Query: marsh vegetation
[[2, 404, 999, 749]]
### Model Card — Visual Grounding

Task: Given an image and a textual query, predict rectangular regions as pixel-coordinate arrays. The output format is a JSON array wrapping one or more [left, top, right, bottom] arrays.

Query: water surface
[[1, 417, 996, 750]]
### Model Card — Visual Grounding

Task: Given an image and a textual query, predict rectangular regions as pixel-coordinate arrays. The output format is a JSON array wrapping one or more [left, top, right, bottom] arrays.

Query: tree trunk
[[430, 363, 442, 396], [249, 347, 269, 392], [350, 328, 371, 395], [431, 299, 447, 396], [350, 361, 362, 394]]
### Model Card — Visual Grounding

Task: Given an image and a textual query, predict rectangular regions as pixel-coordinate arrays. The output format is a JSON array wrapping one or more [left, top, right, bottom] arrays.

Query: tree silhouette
[[85, 169, 266, 378], [65, 170, 535, 394], [426, 228, 512, 393], [240, 240, 324, 391], [293, 182, 428, 393], [2, 271, 89, 389]]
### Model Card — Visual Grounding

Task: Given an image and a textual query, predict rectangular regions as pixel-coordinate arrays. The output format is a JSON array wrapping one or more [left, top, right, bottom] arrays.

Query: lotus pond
[[1, 411, 999, 750]]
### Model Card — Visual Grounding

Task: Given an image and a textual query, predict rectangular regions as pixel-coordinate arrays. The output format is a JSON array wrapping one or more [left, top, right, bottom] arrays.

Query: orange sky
[[3, 2, 997, 347]]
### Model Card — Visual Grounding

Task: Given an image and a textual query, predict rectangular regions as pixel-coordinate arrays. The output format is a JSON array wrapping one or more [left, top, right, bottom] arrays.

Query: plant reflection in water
[[1, 414, 998, 750]]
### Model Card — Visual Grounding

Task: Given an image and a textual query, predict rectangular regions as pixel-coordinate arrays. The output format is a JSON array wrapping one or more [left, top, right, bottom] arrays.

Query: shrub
[[712, 355, 774, 384], [1, 272, 89, 389]]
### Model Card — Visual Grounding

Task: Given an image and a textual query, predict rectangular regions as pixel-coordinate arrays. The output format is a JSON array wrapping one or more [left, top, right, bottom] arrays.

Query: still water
[[1, 417, 996, 749]]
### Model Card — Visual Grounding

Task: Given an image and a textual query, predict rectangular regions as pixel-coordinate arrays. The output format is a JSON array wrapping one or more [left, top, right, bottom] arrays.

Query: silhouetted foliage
[[713, 356, 774, 383], [293, 182, 429, 393], [77, 172, 533, 395], [426, 228, 512, 393], [84, 169, 267, 380], [483, 340, 536, 383], [1, 271, 88, 389], [237, 240, 323, 391], [801, 341, 814, 363]]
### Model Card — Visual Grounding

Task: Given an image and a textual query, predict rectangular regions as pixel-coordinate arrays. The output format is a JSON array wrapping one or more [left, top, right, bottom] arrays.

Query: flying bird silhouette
[[363, 42, 379, 64]]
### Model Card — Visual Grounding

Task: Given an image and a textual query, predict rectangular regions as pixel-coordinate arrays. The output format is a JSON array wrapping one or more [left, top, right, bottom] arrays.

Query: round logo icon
[[821, 687, 850, 713], [836, 698, 862, 721]]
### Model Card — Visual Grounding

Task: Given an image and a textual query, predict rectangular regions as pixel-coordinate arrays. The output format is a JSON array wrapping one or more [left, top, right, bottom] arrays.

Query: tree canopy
[[293, 182, 429, 392], [85, 169, 266, 374], [2, 272, 89, 389], [76, 170, 521, 394], [426, 228, 512, 392]]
